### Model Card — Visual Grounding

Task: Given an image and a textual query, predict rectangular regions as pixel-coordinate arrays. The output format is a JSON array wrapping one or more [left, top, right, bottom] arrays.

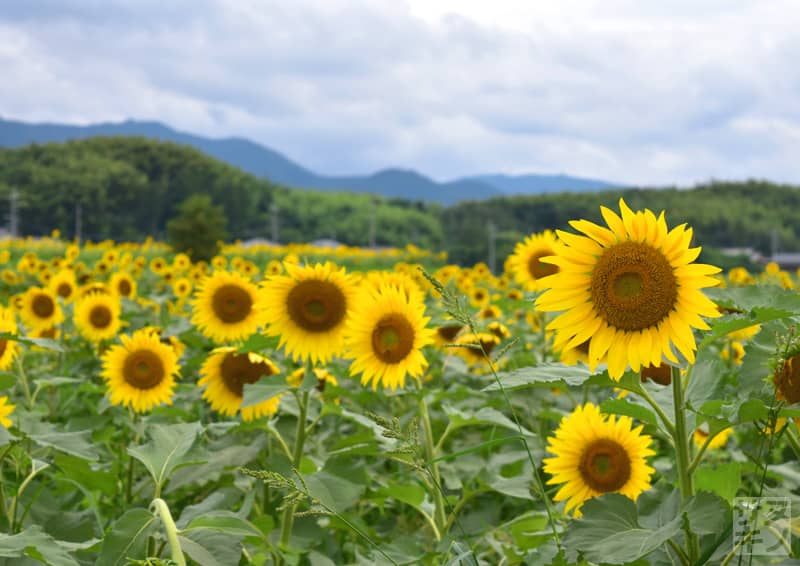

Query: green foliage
[[166, 194, 228, 261]]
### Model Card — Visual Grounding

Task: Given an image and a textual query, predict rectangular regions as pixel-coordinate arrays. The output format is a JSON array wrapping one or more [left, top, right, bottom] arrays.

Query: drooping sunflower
[[20, 287, 63, 331], [48, 268, 77, 302], [101, 330, 179, 413], [74, 292, 122, 342], [191, 271, 263, 343], [0, 396, 14, 428], [260, 262, 357, 364], [110, 271, 137, 300], [345, 285, 433, 390], [507, 230, 560, 291], [0, 307, 20, 371], [543, 403, 655, 516], [535, 199, 721, 380], [198, 347, 281, 421]]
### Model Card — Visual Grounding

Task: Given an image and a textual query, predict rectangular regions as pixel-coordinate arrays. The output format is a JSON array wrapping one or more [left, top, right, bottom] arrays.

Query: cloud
[[1, 0, 799, 186]]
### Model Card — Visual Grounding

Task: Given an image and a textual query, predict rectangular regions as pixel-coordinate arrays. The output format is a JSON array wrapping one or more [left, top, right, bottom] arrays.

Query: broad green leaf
[[241, 381, 288, 409], [23, 422, 100, 461], [305, 470, 365, 514], [0, 332, 64, 352], [181, 512, 264, 539], [179, 531, 242, 566], [443, 405, 535, 437], [127, 422, 206, 493], [482, 363, 592, 391], [682, 491, 730, 536], [54, 453, 116, 496], [600, 398, 658, 427], [176, 489, 242, 528], [237, 333, 280, 354], [96, 508, 158, 566], [0, 525, 79, 566]]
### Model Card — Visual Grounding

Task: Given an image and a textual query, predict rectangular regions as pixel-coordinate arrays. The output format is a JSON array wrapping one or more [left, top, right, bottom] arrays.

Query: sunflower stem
[[636, 384, 676, 437], [15, 357, 32, 410], [150, 498, 186, 566], [419, 394, 447, 535], [671, 365, 698, 562], [785, 423, 800, 461], [279, 388, 309, 548]]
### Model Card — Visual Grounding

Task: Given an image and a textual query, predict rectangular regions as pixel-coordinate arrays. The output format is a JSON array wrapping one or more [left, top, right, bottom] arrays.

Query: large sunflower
[[507, 230, 560, 291], [191, 271, 263, 343], [0, 307, 20, 371], [260, 262, 357, 364], [101, 330, 179, 413], [345, 285, 433, 390], [20, 287, 64, 331], [198, 347, 281, 421], [74, 292, 122, 342], [543, 403, 655, 516], [535, 199, 721, 380]]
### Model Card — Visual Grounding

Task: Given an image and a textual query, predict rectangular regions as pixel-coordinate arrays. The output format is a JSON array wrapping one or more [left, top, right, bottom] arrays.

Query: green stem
[[784, 423, 800, 461], [671, 365, 698, 562], [636, 384, 677, 437], [279, 388, 309, 548], [419, 395, 447, 534], [687, 427, 725, 475], [10, 462, 49, 533], [150, 498, 186, 566], [15, 357, 32, 410]]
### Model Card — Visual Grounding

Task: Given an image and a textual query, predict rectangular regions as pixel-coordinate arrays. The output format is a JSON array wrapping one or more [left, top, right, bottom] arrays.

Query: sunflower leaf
[[0, 525, 80, 566], [96, 508, 158, 566], [241, 381, 288, 408], [482, 363, 592, 391], [127, 422, 206, 494]]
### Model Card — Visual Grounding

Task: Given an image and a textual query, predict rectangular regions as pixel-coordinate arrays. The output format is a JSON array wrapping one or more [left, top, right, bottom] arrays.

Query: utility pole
[[75, 202, 83, 243], [771, 228, 779, 259], [8, 188, 18, 237], [270, 203, 279, 243], [487, 220, 497, 274]]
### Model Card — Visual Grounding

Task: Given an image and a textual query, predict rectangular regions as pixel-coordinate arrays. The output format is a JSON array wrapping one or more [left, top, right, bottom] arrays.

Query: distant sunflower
[[433, 321, 464, 349], [172, 277, 192, 299], [260, 262, 357, 364], [0, 396, 14, 428], [101, 330, 179, 413], [48, 268, 77, 302], [0, 307, 20, 371], [536, 199, 721, 380], [363, 271, 424, 303], [74, 292, 121, 342], [20, 287, 63, 331], [693, 426, 733, 450], [487, 321, 510, 340], [543, 403, 655, 516], [469, 287, 490, 307], [345, 285, 432, 390], [192, 271, 262, 343], [773, 353, 800, 404], [454, 332, 501, 366], [110, 271, 137, 300], [198, 347, 281, 421], [507, 230, 560, 291], [479, 304, 503, 320], [286, 367, 337, 393]]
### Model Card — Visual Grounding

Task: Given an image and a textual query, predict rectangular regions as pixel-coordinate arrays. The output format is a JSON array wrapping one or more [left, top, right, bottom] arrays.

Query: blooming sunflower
[[260, 262, 357, 364], [433, 321, 464, 349], [101, 330, 179, 413], [535, 199, 721, 380], [0, 307, 20, 371], [20, 287, 63, 331], [507, 230, 560, 291], [454, 332, 501, 366], [74, 292, 122, 342], [198, 347, 281, 421], [0, 396, 14, 428], [345, 285, 433, 390], [543, 403, 655, 516], [110, 271, 137, 300], [48, 269, 77, 302], [191, 271, 263, 343]]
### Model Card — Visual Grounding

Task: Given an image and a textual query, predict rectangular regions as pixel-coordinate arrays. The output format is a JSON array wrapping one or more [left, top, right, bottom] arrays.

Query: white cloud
[[1, 0, 799, 186]]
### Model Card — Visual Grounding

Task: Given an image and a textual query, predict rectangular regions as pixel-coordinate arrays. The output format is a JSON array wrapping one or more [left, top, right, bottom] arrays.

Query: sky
[[1, 0, 799, 186]]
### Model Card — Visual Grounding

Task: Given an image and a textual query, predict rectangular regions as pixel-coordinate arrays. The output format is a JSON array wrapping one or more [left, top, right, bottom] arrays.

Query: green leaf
[[482, 363, 592, 391], [0, 332, 64, 352], [682, 491, 730, 536], [237, 333, 280, 354], [600, 398, 658, 427], [0, 526, 79, 566], [23, 422, 100, 461], [694, 464, 742, 504], [54, 453, 117, 496], [241, 381, 288, 409], [96, 508, 158, 566], [181, 512, 264, 539], [443, 405, 536, 437], [178, 531, 242, 566], [305, 471, 365, 514], [127, 422, 206, 493]]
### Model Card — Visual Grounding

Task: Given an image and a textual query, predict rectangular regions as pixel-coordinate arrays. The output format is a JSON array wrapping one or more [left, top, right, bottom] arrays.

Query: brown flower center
[[211, 284, 252, 323], [56, 283, 72, 298], [32, 294, 55, 318], [287, 280, 346, 332], [437, 324, 463, 342], [579, 438, 631, 492], [123, 350, 165, 390], [117, 279, 132, 297], [590, 241, 677, 331], [641, 363, 672, 385], [89, 305, 112, 329], [220, 353, 276, 397], [775, 355, 800, 404], [528, 251, 559, 280], [371, 313, 415, 364]]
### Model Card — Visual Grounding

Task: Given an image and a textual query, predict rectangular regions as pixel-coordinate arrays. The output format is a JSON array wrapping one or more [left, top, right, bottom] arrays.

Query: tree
[[167, 194, 228, 261]]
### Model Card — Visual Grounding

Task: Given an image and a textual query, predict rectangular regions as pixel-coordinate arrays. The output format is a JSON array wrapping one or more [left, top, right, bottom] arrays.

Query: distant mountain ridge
[[0, 117, 618, 204]]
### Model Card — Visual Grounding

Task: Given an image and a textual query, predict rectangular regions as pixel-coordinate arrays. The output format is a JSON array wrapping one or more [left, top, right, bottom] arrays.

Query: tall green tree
[[167, 194, 229, 261]]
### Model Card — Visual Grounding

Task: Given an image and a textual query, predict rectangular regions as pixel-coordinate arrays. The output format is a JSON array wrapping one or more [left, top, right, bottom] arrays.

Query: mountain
[[0, 117, 615, 204]]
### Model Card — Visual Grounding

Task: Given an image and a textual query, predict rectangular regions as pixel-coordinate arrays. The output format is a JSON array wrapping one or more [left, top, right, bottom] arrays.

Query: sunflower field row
[[0, 199, 797, 565]]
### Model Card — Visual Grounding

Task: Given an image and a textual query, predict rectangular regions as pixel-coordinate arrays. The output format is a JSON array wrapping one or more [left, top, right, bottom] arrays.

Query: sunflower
[[454, 332, 501, 366], [543, 403, 655, 516], [774, 353, 800, 404], [48, 268, 77, 302], [345, 285, 433, 390], [535, 199, 721, 380], [433, 321, 464, 348], [198, 347, 281, 421], [260, 262, 357, 364], [0, 307, 20, 371], [101, 330, 179, 413], [693, 426, 733, 450], [150, 257, 167, 274], [20, 287, 63, 331], [211, 255, 227, 270], [0, 396, 14, 428], [507, 230, 560, 291], [172, 277, 192, 299], [265, 259, 282, 276], [479, 304, 503, 320], [363, 271, 424, 303], [74, 292, 122, 342], [286, 366, 338, 394], [487, 321, 511, 340], [110, 271, 137, 300], [191, 271, 263, 343]]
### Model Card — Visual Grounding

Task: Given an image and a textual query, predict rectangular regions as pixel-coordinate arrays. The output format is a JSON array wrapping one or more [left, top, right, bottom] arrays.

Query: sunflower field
[[0, 199, 797, 565]]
